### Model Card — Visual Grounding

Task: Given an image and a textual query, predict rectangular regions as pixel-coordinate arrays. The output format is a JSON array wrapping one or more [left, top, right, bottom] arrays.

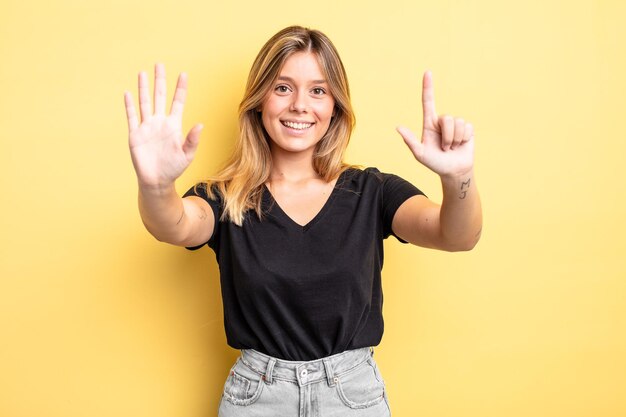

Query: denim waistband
[[239, 347, 373, 387]]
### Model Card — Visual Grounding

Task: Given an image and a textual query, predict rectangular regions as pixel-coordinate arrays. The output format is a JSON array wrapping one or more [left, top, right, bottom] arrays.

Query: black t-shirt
[[183, 167, 424, 361]]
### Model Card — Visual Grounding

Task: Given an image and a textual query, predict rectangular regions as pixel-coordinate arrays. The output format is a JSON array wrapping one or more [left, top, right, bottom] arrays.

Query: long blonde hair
[[203, 25, 356, 225]]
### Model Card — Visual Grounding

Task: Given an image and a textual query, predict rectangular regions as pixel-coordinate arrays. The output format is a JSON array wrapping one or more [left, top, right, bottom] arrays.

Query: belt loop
[[264, 357, 276, 385], [323, 358, 337, 387]]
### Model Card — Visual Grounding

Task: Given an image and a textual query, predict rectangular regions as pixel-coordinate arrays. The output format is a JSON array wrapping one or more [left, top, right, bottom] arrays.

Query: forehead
[[278, 51, 326, 81]]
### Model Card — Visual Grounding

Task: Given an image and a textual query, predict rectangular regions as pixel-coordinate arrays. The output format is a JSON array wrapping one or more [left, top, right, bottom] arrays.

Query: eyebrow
[[277, 76, 328, 84]]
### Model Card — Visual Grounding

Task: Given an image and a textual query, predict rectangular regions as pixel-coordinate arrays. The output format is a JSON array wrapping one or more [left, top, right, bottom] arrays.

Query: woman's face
[[261, 51, 335, 157]]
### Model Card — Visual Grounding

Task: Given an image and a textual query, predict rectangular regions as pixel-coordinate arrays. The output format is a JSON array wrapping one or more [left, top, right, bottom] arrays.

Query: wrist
[[138, 179, 177, 196], [440, 168, 474, 185], [439, 169, 475, 202]]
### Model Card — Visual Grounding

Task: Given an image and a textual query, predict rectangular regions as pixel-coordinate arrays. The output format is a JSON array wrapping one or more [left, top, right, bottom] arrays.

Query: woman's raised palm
[[124, 63, 203, 187]]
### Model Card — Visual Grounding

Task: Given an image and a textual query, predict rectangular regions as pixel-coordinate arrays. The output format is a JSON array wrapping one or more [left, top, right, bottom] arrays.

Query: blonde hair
[[203, 25, 356, 225]]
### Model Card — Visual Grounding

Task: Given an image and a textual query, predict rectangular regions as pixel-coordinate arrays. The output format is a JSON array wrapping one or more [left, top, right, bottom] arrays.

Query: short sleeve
[[182, 182, 222, 251], [378, 171, 425, 242]]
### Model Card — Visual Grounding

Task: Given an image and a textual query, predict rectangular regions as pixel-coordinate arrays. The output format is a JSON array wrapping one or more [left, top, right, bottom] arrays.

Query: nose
[[290, 90, 308, 113]]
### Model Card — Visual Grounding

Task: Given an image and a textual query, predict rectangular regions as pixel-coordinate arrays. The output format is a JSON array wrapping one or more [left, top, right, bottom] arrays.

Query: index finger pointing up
[[422, 70, 437, 123]]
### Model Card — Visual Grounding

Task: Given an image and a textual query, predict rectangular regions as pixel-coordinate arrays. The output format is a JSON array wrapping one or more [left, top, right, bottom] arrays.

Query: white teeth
[[282, 121, 312, 130]]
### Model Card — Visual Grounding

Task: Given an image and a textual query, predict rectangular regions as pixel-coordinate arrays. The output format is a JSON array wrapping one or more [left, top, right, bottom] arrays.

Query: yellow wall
[[1, 0, 625, 416]]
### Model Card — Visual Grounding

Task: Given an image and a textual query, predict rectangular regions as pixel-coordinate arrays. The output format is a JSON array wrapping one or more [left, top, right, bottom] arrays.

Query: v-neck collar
[[263, 170, 348, 231]]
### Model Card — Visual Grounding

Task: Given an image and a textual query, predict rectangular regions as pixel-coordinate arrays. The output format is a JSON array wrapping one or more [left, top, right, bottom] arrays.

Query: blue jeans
[[218, 347, 392, 416]]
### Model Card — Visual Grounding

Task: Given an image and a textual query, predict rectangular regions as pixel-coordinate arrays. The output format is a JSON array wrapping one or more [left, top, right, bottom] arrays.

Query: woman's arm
[[124, 63, 214, 246], [392, 71, 482, 251], [392, 171, 482, 251], [138, 183, 214, 247]]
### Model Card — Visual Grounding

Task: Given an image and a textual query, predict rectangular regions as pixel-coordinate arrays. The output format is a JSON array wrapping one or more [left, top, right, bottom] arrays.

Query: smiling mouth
[[281, 120, 314, 130]]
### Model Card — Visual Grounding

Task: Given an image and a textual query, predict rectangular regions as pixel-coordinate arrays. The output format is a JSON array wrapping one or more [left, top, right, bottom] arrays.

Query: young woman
[[124, 26, 481, 417]]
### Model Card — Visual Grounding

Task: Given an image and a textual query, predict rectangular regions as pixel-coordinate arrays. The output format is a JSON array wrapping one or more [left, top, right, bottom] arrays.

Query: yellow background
[[1, 0, 625, 416]]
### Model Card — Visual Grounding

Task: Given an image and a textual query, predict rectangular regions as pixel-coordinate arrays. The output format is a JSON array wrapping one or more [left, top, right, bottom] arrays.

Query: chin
[[270, 137, 320, 154]]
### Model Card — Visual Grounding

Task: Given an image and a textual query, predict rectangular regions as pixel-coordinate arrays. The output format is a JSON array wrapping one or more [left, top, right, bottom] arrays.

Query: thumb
[[183, 123, 203, 161], [396, 125, 424, 162]]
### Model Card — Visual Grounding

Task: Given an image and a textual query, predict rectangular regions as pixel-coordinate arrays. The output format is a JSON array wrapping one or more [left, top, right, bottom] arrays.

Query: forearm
[[439, 170, 482, 251], [138, 182, 191, 244]]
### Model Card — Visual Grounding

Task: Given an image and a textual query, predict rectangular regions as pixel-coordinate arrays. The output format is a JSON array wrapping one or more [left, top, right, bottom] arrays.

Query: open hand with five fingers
[[124, 63, 203, 189], [396, 71, 474, 179]]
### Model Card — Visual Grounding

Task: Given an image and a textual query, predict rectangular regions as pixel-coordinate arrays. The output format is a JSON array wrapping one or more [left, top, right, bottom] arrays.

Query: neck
[[269, 146, 319, 183]]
